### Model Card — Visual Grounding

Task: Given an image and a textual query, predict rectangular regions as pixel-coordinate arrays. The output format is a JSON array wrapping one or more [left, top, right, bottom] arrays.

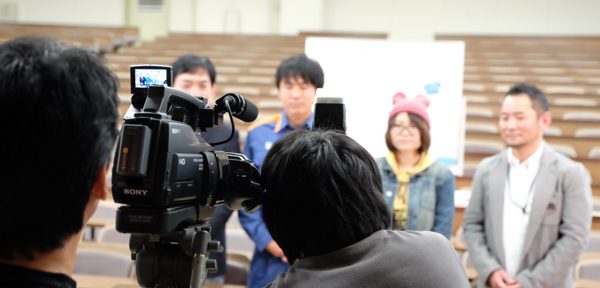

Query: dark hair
[[385, 113, 431, 154], [171, 54, 217, 85], [275, 54, 324, 89], [0, 37, 119, 259], [261, 130, 391, 263], [504, 83, 549, 115]]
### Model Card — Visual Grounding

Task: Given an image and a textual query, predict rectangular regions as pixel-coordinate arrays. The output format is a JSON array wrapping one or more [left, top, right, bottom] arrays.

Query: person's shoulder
[[381, 230, 458, 260], [384, 229, 449, 247], [429, 160, 452, 174], [545, 146, 588, 177], [546, 145, 580, 167], [246, 114, 281, 134], [473, 151, 505, 174], [0, 263, 76, 288]]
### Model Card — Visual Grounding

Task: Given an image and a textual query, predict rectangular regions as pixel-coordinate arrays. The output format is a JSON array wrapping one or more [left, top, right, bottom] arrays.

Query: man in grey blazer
[[463, 83, 592, 288]]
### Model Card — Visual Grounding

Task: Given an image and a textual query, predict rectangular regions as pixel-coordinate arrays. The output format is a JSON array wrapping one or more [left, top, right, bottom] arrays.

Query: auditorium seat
[[563, 112, 600, 122], [226, 212, 255, 258], [464, 139, 504, 154], [96, 225, 130, 244], [462, 161, 479, 178], [463, 83, 485, 93], [586, 231, 600, 253], [225, 252, 250, 285], [544, 126, 562, 137], [538, 76, 575, 84], [576, 257, 600, 282], [465, 123, 498, 134], [464, 95, 489, 103], [74, 247, 134, 278], [576, 128, 600, 138], [257, 100, 283, 110], [92, 201, 120, 219], [452, 227, 478, 283], [545, 85, 586, 95], [588, 147, 600, 160], [85, 201, 119, 241], [553, 97, 597, 107], [466, 107, 494, 118], [549, 143, 577, 158], [488, 66, 520, 74], [531, 67, 566, 75], [493, 84, 511, 93], [491, 74, 523, 83]]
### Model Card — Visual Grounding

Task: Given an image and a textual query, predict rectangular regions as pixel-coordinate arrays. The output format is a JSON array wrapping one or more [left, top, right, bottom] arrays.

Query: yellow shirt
[[385, 151, 434, 230]]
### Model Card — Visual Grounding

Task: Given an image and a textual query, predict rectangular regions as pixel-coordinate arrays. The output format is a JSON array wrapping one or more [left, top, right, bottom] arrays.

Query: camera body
[[114, 64, 261, 288], [113, 65, 262, 235]]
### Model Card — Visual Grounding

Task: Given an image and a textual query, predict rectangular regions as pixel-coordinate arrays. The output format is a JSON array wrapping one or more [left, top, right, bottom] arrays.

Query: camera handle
[[130, 223, 223, 288]]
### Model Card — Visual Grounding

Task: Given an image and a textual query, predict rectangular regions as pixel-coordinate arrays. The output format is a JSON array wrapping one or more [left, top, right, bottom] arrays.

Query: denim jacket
[[376, 157, 455, 239]]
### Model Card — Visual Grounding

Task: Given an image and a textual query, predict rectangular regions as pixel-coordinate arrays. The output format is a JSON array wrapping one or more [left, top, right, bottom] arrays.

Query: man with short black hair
[[171, 54, 241, 284], [239, 54, 324, 288], [463, 83, 592, 288], [261, 130, 470, 288], [0, 36, 120, 287]]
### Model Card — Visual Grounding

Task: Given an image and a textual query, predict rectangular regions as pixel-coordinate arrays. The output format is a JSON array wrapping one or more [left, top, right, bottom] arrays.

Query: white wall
[[169, 0, 194, 32], [126, 0, 169, 41], [5, 0, 600, 40], [12, 0, 123, 26], [323, 0, 600, 40], [306, 38, 466, 171], [170, 0, 274, 34], [279, 0, 323, 35]]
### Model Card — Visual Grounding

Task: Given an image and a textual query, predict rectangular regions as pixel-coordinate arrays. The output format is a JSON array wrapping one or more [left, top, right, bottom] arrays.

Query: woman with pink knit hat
[[376, 92, 455, 239]]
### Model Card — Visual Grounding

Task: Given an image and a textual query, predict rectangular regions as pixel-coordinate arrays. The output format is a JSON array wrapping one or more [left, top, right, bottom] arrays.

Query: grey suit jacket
[[463, 144, 592, 288]]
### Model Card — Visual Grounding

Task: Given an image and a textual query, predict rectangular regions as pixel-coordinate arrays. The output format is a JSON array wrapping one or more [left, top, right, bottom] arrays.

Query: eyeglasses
[[390, 123, 419, 134]]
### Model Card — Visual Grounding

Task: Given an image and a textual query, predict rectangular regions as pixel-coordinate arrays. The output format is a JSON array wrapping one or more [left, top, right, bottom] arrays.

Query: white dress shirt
[[503, 142, 544, 276]]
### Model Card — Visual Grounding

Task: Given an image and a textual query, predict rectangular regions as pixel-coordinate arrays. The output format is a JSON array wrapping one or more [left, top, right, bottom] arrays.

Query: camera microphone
[[313, 97, 346, 133], [215, 93, 258, 122]]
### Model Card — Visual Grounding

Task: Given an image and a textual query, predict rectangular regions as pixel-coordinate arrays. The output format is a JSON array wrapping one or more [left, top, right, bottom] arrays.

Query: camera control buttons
[[172, 154, 203, 181]]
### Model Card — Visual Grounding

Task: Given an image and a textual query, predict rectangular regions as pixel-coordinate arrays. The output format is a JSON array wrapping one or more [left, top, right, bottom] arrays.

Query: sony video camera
[[111, 65, 262, 288]]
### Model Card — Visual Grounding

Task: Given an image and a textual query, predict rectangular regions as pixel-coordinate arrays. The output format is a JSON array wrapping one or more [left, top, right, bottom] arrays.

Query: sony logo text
[[123, 188, 149, 196]]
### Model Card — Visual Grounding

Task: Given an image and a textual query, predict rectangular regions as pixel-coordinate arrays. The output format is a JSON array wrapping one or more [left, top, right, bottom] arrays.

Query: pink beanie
[[388, 92, 430, 125]]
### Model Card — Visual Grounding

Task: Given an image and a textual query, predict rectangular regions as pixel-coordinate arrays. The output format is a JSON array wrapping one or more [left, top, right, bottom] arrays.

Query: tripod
[[130, 222, 222, 288]]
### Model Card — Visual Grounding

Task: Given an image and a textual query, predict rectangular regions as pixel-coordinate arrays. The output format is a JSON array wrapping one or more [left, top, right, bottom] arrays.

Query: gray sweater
[[267, 229, 470, 288]]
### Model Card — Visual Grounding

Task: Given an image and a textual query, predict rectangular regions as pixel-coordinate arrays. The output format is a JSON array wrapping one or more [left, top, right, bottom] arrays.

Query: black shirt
[[0, 262, 76, 288]]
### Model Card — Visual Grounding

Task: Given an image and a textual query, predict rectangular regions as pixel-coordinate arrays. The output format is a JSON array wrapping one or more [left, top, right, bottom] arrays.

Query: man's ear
[[540, 111, 552, 129], [91, 165, 110, 201]]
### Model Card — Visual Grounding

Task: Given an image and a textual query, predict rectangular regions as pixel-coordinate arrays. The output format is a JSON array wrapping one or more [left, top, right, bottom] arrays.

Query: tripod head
[[131, 222, 219, 288]]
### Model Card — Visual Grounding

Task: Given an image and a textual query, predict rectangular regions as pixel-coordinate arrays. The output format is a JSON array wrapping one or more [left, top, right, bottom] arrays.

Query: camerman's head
[[172, 54, 218, 104], [261, 130, 391, 263], [275, 54, 324, 126], [0, 37, 119, 261]]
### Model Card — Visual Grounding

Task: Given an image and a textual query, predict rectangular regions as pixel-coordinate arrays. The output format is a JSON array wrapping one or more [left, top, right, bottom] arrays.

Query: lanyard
[[506, 164, 539, 214]]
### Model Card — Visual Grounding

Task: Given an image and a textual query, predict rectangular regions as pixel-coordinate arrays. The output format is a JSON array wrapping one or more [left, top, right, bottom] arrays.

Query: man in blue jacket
[[240, 54, 324, 288]]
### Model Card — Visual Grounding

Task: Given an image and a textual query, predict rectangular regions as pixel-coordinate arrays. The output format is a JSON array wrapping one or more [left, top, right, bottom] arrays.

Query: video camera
[[112, 65, 262, 288]]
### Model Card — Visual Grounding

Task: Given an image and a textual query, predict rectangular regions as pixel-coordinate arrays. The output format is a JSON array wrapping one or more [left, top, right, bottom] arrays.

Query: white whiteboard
[[306, 37, 466, 175]]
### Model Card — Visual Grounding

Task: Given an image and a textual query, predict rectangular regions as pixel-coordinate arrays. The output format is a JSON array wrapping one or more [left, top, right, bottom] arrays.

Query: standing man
[[0, 37, 119, 287], [463, 83, 592, 288], [171, 54, 241, 284], [240, 54, 325, 288]]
